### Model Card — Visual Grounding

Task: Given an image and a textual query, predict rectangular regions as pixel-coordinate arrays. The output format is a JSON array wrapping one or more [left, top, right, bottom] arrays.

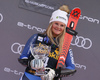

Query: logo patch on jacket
[[37, 36, 43, 42], [48, 48, 59, 60]]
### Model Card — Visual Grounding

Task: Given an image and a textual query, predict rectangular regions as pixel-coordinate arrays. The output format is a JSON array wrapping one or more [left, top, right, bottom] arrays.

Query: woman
[[18, 5, 76, 80]]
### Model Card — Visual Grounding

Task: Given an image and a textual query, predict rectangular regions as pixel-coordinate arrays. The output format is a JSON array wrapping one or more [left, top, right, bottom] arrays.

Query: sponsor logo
[[4, 67, 24, 76], [80, 15, 99, 24], [17, 22, 46, 33], [11, 42, 25, 55], [56, 16, 66, 21], [0, 13, 3, 23], [71, 35, 92, 49], [75, 63, 86, 70], [72, 10, 80, 18], [69, 49, 75, 64], [25, 0, 54, 10], [67, 14, 99, 24], [37, 36, 43, 42]]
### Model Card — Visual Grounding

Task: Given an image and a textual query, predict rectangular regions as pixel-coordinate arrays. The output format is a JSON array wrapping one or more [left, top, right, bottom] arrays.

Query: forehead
[[53, 21, 65, 25]]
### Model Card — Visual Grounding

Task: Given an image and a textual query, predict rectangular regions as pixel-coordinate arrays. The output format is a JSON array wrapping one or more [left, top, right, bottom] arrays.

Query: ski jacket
[[19, 33, 75, 73]]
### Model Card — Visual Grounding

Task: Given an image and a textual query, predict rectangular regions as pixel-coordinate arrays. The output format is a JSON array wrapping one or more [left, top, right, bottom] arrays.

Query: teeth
[[55, 28, 60, 31]]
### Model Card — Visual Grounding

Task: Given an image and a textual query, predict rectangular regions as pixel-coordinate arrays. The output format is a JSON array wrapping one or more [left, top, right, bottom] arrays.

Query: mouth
[[54, 28, 61, 31]]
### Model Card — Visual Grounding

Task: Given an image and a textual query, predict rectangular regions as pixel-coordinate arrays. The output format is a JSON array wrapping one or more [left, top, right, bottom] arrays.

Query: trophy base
[[35, 73, 45, 76], [34, 69, 46, 76]]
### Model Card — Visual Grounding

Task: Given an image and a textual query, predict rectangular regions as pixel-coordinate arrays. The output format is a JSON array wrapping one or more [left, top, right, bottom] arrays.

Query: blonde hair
[[44, 5, 70, 55], [59, 5, 70, 14]]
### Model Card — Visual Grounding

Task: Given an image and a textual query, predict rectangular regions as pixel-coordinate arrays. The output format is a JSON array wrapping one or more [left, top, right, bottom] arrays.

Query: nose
[[56, 25, 61, 31], [57, 25, 61, 28]]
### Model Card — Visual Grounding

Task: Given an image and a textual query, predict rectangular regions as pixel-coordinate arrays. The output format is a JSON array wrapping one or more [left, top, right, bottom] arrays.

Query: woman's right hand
[[18, 58, 28, 67]]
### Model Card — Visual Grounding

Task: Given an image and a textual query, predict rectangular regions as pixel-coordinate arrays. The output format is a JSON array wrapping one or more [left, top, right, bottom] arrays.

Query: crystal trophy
[[30, 43, 51, 76]]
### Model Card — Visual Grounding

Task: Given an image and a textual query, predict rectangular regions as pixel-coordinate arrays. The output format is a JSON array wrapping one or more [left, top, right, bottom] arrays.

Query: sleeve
[[19, 34, 38, 59], [65, 48, 75, 70]]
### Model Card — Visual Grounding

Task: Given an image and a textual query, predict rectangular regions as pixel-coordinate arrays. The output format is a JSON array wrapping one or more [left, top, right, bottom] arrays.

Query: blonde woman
[[18, 5, 76, 80]]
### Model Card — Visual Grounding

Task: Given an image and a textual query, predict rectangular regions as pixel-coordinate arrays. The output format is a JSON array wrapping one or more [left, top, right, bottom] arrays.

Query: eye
[[60, 24, 64, 27], [55, 23, 58, 25]]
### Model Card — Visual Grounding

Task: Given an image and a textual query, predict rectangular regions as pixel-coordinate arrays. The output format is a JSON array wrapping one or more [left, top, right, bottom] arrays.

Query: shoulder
[[31, 33, 38, 38], [37, 33, 47, 37], [30, 33, 47, 42]]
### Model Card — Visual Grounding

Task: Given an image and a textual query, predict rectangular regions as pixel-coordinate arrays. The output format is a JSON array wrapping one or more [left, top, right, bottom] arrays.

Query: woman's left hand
[[41, 67, 55, 80]]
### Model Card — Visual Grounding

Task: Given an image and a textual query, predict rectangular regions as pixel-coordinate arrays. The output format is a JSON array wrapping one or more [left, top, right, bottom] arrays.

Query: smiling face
[[51, 21, 66, 37]]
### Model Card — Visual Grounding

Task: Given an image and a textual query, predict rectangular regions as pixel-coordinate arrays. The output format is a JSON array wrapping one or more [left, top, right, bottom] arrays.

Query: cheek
[[60, 27, 65, 32], [51, 26, 54, 31], [51, 25, 56, 31]]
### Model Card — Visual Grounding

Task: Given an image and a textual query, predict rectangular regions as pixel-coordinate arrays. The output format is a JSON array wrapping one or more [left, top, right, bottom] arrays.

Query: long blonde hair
[[44, 5, 70, 55]]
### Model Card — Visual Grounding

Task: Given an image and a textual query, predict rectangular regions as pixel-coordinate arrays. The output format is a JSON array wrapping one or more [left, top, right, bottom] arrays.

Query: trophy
[[30, 43, 51, 76]]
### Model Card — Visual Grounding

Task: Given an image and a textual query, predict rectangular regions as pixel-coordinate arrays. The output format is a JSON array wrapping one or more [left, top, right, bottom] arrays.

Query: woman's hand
[[30, 59, 44, 69], [41, 67, 55, 80]]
